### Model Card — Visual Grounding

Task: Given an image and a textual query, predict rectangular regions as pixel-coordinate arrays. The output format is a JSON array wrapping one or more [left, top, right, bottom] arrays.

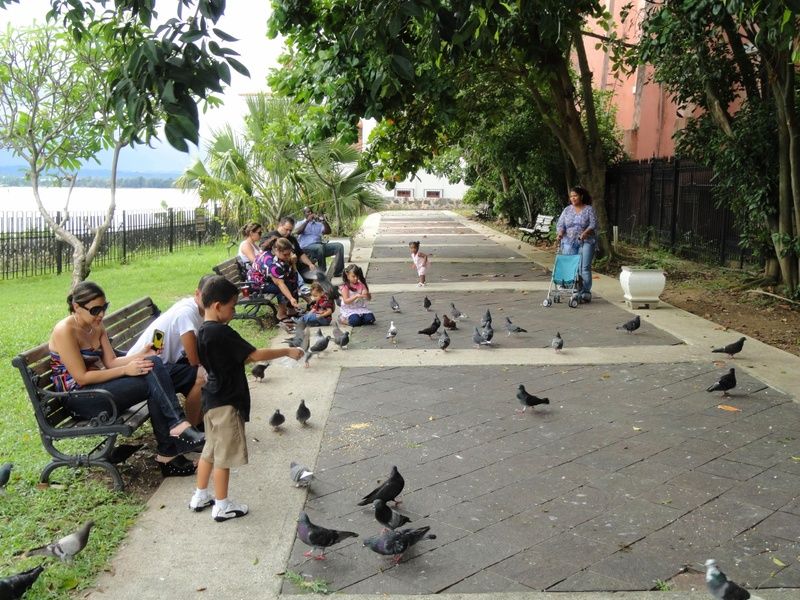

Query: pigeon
[[357, 466, 404, 506], [390, 296, 401, 312], [705, 559, 750, 600], [442, 314, 458, 330], [290, 462, 314, 487], [282, 319, 307, 347], [333, 330, 350, 350], [0, 462, 11, 490], [481, 321, 494, 342], [250, 363, 269, 382], [25, 521, 94, 562], [473, 327, 491, 347], [504, 317, 527, 336], [316, 270, 340, 303], [481, 308, 492, 328], [362, 526, 436, 564], [516, 384, 550, 413], [269, 409, 286, 431], [296, 511, 358, 560], [712, 337, 746, 359], [0, 565, 44, 599], [617, 315, 641, 333], [296, 400, 311, 426], [373, 499, 411, 530], [449, 302, 467, 320], [432, 312, 441, 330], [386, 320, 398, 344], [418, 317, 440, 338], [706, 368, 736, 397], [304, 334, 331, 366], [423, 296, 432, 311], [438, 329, 450, 352], [551, 332, 564, 353]]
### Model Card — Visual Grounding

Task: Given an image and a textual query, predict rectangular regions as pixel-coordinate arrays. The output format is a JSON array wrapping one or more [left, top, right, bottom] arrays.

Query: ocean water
[[0, 186, 201, 214]]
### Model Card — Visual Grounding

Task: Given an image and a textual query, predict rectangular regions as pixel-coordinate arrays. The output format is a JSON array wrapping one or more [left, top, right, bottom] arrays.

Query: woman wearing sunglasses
[[48, 281, 205, 477]]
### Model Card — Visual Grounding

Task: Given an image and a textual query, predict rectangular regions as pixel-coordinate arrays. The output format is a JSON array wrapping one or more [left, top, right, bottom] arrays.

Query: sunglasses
[[81, 301, 110, 316]]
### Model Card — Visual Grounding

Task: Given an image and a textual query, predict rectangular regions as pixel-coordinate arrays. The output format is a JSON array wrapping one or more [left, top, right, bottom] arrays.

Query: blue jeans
[[303, 242, 345, 276], [64, 356, 187, 456], [345, 313, 375, 327], [300, 313, 331, 326], [560, 237, 596, 295]]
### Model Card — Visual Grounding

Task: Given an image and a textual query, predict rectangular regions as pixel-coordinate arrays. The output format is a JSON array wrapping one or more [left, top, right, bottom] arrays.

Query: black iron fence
[[606, 158, 748, 265], [0, 207, 222, 279]]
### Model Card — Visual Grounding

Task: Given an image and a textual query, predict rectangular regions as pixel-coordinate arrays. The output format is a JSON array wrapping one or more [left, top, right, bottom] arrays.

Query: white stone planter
[[619, 266, 666, 309], [328, 237, 352, 262]]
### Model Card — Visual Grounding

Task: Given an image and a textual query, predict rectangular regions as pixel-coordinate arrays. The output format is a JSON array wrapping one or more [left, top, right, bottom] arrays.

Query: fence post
[[719, 206, 728, 265], [55, 211, 63, 275], [169, 208, 174, 253], [669, 159, 680, 248], [122, 210, 127, 262]]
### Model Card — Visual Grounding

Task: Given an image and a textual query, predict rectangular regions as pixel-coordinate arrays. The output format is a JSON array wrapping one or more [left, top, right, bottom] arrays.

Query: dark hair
[[409, 241, 420, 251], [342, 264, 368, 292], [240, 222, 262, 237], [302, 206, 313, 215], [201, 275, 239, 308], [273, 238, 293, 253], [68, 281, 105, 313], [570, 186, 593, 206], [260, 234, 279, 251], [197, 274, 215, 292], [278, 215, 296, 227], [309, 281, 324, 294]]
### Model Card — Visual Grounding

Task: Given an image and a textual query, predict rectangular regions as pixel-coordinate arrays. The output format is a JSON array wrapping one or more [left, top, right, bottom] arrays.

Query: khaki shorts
[[200, 405, 248, 469]]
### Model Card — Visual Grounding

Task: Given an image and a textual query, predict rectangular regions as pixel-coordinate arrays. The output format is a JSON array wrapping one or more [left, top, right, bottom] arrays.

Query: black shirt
[[198, 320, 256, 421], [265, 230, 305, 257]]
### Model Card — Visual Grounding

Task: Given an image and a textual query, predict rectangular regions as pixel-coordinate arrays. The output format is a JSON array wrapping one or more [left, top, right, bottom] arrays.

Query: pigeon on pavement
[[282, 320, 307, 347], [290, 462, 314, 487], [0, 565, 44, 599], [712, 337, 746, 359], [473, 327, 492, 348], [442, 314, 458, 330], [418, 317, 440, 338], [438, 329, 451, 352], [250, 363, 269, 382], [357, 466, 405, 506], [449, 303, 467, 320], [390, 296, 401, 312], [482, 321, 494, 342], [516, 385, 550, 413], [481, 308, 492, 328], [423, 296, 432, 311], [333, 329, 350, 350], [504, 317, 527, 336], [362, 526, 436, 564], [386, 321, 398, 344], [296, 400, 311, 426], [617, 315, 641, 333], [706, 368, 736, 397], [296, 511, 358, 560], [304, 334, 331, 366], [25, 521, 94, 562], [551, 332, 564, 353], [705, 559, 750, 600], [269, 409, 286, 431], [373, 499, 411, 530], [0, 462, 12, 490]]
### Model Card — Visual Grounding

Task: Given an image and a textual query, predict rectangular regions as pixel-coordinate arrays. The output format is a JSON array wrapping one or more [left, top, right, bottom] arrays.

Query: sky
[[0, 0, 285, 174]]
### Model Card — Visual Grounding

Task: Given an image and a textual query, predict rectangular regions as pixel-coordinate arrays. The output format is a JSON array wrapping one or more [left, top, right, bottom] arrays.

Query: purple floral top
[[557, 205, 597, 241]]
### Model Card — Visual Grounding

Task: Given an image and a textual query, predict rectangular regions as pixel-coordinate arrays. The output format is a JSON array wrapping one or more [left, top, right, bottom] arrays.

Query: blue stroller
[[542, 251, 583, 308]]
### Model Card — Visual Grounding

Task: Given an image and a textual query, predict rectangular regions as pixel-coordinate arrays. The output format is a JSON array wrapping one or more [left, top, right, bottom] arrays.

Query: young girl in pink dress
[[338, 264, 376, 326], [409, 241, 430, 287]]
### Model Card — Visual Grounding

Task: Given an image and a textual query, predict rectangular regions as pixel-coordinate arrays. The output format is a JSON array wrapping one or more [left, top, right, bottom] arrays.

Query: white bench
[[519, 214, 554, 243]]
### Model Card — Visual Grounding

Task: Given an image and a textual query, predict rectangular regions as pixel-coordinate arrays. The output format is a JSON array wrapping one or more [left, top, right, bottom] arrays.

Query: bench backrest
[[535, 215, 554, 230], [213, 257, 245, 285], [11, 297, 160, 430]]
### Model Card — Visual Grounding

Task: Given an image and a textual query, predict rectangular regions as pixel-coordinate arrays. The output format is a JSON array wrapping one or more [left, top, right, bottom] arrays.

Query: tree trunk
[[84, 140, 123, 272]]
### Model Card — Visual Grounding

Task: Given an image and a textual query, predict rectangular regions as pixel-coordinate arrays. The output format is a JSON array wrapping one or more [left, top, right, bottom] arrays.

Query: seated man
[[127, 274, 212, 426], [294, 206, 345, 277], [267, 215, 319, 287]]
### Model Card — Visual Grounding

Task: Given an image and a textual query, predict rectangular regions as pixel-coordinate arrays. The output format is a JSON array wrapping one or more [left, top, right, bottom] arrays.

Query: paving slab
[[372, 244, 528, 259], [367, 260, 549, 284]]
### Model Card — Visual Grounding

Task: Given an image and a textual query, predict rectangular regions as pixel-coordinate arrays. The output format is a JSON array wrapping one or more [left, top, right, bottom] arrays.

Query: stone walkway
[[88, 210, 800, 600]]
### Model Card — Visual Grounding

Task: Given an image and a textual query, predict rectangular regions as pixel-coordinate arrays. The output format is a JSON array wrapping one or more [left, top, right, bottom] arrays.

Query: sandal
[[108, 443, 143, 465], [157, 455, 196, 477]]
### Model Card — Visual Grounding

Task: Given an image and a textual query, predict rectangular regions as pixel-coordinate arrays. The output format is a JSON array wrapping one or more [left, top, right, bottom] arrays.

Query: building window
[[424, 189, 442, 199], [395, 189, 412, 198]]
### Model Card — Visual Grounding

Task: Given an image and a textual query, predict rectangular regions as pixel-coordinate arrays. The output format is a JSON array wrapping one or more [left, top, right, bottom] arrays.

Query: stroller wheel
[[568, 297, 579, 308], [542, 298, 552, 307]]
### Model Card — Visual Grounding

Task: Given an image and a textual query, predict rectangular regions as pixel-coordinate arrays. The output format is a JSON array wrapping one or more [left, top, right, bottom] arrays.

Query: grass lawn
[[0, 242, 274, 598]]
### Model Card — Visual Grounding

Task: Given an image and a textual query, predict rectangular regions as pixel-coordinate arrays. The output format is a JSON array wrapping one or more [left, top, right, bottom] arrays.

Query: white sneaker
[[417, 282, 426, 287], [189, 493, 214, 512], [212, 499, 249, 522]]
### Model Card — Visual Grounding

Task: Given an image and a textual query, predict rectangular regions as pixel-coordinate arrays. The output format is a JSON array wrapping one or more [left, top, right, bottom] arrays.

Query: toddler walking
[[409, 241, 430, 286], [189, 275, 303, 521], [338, 264, 375, 326]]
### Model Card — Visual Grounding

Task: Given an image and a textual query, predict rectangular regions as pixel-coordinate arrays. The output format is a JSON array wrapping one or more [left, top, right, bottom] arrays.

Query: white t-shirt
[[127, 297, 203, 364]]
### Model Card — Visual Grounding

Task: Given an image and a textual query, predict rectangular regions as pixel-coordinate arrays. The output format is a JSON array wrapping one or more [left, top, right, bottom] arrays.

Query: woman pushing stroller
[[555, 186, 596, 303]]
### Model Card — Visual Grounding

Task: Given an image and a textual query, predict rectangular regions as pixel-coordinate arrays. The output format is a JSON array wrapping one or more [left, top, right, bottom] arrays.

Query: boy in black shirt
[[190, 276, 303, 521]]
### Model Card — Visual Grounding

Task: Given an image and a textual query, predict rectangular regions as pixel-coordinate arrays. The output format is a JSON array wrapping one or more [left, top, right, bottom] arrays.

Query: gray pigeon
[[0, 565, 44, 599], [473, 327, 491, 348], [423, 296, 432, 311], [438, 329, 450, 352], [304, 334, 331, 366], [25, 521, 94, 562], [516, 384, 550, 413], [269, 409, 286, 431], [551, 332, 564, 353], [705, 559, 750, 600], [0, 462, 12, 490], [617, 315, 641, 333], [481, 308, 492, 328], [449, 302, 467, 320], [296, 511, 358, 560], [282, 320, 307, 347], [373, 499, 411, 530], [290, 462, 314, 487], [333, 330, 350, 350], [504, 317, 527, 336], [250, 363, 268, 382], [357, 466, 404, 506], [386, 320, 398, 344], [482, 321, 494, 342], [296, 400, 311, 426], [390, 296, 401, 312], [362, 526, 436, 564], [712, 337, 746, 358], [706, 368, 736, 397]]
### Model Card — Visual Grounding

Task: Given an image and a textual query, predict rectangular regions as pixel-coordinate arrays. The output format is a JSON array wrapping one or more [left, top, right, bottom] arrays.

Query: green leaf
[[390, 54, 414, 80], [772, 557, 787, 567], [212, 28, 239, 42], [226, 56, 250, 77]]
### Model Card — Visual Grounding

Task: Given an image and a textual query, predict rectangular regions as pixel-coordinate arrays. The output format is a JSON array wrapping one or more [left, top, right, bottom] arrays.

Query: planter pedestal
[[619, 266, 666, 309]]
